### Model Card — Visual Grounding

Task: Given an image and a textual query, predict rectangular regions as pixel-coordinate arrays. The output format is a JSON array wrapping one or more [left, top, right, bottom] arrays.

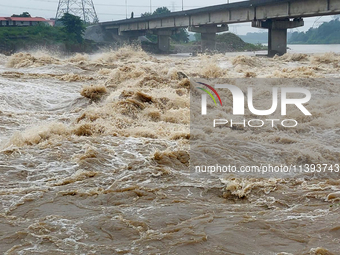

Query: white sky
[[0, 0, 334, 35]]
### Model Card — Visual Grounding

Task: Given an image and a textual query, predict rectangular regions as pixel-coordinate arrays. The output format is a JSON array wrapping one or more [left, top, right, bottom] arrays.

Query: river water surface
[[0, 48, 340, 254]]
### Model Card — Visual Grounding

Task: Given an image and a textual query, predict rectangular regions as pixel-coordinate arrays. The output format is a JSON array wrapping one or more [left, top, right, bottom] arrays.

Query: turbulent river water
[[0, 47, 340, 255]]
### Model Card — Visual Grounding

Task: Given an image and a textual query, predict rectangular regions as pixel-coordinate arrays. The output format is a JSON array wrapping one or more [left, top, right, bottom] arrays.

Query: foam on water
[[0, 47, 340, 254]]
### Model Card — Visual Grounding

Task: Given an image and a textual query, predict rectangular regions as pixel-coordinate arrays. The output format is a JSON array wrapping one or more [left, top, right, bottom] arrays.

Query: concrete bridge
[[85, 0, 340, 56]]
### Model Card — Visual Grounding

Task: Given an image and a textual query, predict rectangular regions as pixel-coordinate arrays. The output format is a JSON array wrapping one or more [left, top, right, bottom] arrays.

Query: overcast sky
[[0, 0, 334, 35]]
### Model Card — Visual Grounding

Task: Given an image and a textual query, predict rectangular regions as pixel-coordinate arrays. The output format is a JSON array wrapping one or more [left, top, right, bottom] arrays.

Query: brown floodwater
[[0, 47, 340, 255]]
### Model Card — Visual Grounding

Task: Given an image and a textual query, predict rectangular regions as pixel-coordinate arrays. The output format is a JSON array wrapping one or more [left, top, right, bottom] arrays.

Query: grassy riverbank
[[171, 32, 266, 53], [0, 25, 97, 55]]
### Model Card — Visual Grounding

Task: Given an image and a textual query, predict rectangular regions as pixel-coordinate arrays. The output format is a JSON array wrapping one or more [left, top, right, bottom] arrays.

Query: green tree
[[12, 12, 31, 17], [288, 19, 340, 44], [172, 29, 189, 43], [59, 13, 85, 43], [141, 7, 189, 43], [141, 7, 170, 17], [141, 12, 152, 17], [152, 7, 171, 15]]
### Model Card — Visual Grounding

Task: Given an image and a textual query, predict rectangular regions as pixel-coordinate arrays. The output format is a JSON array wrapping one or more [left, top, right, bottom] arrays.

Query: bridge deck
[[100, 0, 340, 32]]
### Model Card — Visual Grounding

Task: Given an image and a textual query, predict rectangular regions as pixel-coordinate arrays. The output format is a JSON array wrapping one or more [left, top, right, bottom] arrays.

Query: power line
[[95, 3, 202, 8], [0, 3, 204, 16], [0, 4, 126, 16], [29, 0, 202, 8], [0, 4, 55, 12], [0, 1, 207, 19], [0, 3, 203, 10]]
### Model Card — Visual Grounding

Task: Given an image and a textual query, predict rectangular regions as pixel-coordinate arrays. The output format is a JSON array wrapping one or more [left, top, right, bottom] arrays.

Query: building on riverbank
[[0, 17, 53, 27]]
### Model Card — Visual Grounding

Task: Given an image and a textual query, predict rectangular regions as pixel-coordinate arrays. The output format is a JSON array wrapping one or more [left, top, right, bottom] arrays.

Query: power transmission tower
[[56, 0, 99, 24]]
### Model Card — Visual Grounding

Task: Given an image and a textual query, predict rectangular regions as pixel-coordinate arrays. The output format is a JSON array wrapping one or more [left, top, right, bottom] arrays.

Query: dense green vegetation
[[289, 18, 340, 44], [171, 32, 265, 53], [59, 13, 86, 43], [0, 25, 63, 54], [0, 13, 95, 54]]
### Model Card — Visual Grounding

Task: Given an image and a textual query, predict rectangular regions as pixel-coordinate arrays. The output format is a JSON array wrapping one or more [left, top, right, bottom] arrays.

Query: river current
[[0, 47, 340, 254]]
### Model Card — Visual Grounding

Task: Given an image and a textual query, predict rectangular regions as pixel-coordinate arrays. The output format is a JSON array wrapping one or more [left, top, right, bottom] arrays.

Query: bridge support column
[[252, 19, 304, 57], [201, 33, 216, 52], [120, 31, 146, 44], [154, 30, 172, 53], [189, 24, 228, 52]]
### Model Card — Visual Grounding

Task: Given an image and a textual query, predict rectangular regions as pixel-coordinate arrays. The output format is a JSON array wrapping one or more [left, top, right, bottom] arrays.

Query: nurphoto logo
[[197, 82, 312, 128]]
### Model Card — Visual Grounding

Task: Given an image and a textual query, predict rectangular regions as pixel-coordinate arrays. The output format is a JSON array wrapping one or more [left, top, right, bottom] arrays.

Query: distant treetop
[[11, 12, 31, 17], [140, 7, 189, 43], [289, 18, 340, 44], [141, 7, 171, 17]]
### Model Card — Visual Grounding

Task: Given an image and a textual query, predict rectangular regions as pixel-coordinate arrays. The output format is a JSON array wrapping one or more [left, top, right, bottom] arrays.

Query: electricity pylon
[[56, 0, 99, 23]]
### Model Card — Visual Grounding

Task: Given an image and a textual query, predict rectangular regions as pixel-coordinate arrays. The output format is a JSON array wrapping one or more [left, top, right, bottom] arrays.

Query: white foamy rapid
[[0, 47, 339, 254]]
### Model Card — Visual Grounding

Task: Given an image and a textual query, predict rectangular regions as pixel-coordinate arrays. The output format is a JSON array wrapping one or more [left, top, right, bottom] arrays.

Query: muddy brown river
[[0, 48, 339, 254]]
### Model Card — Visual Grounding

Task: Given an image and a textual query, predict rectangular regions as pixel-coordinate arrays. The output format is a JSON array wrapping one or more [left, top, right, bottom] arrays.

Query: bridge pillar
[[120, 31, 146, 44], [154, 30, 173, 53], [189, 24, 229, 52], [252, 19, 304, 57], [201, 33, 216, 52]]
